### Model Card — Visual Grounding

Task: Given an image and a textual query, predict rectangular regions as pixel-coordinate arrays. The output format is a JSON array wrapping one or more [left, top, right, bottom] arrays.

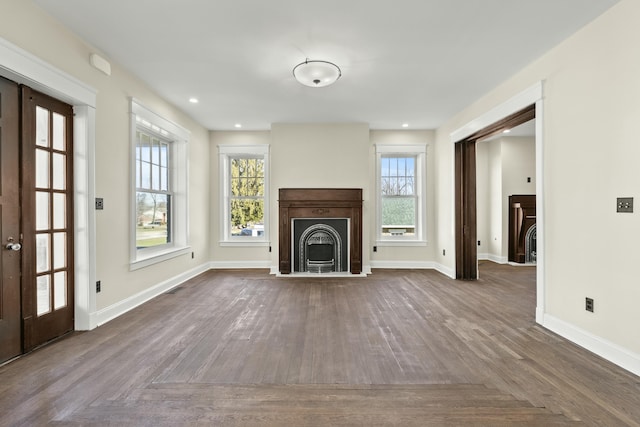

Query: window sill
[[130, 246, 191, 271], [376, 240, 427, 247], [219, 240, 270, 247]]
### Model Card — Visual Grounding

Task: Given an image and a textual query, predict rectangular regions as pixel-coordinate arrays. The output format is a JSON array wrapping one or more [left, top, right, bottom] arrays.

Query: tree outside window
[[230, 157, 264, 237]]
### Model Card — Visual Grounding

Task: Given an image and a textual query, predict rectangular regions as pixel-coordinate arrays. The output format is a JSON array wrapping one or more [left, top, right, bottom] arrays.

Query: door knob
[[5, 242, 21, 251]]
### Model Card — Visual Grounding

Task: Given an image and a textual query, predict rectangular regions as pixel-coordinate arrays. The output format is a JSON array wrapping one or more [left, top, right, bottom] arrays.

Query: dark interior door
[[0, 77, 22, 363], [21, 87, 74, 352]]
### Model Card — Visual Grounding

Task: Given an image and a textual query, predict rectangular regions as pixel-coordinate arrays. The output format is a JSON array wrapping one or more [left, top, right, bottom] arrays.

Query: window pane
[[140, 133, 151, 162], [406, 157, 415, 175], [381, 157, 389, 176], [140, 161, 151, 188], [152, 139, 160, 165], [37, 275, 51, 316], [52, 112, 65, 151], [389, 157, 397, 176], [36, 192, 50, 230], [52, 153, 66, 190], [160, 166, 168, 191], [151, 164, 160, 190], [230, 199, 264, 236], [36, 106, 49, 147], [136, 192, 170, 248], [36, 233, 50, 273], [53, 272, 66, 310], [36, 149, 50, 188], [398, 157, 406, 175], [231, 158, 264, 197], [160, 144, 168, 167], [381, 196, 416, 236], [53, 232, 66, 269]]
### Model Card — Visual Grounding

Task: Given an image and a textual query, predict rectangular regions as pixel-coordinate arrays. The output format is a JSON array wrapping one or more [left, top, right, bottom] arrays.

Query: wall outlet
[[617, 197, 633, 213], [96, 280, 101, 293], [191, 252, 194, 259], [442, 249, 446, 256], [373, 246, 377, 252], [95, 197, 104, 210], [477, 240, 481, 246], [585, 297, 594, 312]]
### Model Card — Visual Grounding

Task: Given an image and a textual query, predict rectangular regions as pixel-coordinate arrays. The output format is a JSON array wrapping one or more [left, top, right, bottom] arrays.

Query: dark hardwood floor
[[1, 262, 639, 426]]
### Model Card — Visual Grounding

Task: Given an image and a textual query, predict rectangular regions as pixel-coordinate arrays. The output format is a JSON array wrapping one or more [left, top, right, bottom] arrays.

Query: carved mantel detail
[[279, 188, 362, 274]]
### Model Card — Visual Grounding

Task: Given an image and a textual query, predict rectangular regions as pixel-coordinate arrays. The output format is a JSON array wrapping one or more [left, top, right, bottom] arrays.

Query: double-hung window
[[130, 99, 189, 268], [218, 145, 270, 245], [375, 144, 427, 245]]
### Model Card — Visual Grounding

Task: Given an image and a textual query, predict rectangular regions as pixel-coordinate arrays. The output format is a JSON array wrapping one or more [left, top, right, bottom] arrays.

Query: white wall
[[0, 0, 211, 315], [435, 0, 640, 368]]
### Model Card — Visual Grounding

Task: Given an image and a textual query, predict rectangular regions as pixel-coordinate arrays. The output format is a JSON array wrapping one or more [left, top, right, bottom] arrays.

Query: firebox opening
[[293, 218, 349, 273]]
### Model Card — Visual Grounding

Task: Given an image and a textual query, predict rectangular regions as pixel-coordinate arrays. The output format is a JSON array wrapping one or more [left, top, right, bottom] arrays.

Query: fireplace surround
[[508, 194, 536, 264], [279, 188, 362, 274]]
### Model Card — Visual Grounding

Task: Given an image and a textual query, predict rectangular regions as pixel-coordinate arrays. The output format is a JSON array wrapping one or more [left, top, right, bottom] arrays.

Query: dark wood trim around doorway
[[454, 104, 535, 280]]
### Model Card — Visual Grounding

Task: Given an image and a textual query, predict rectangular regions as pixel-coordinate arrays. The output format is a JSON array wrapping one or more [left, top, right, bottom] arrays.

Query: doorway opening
[[476, 121, 537, 267], [455, 104, 535, 280]]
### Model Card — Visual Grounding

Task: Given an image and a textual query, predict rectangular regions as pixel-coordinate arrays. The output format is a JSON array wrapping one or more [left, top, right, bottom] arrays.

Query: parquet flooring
[[1, 262, 639, 426]]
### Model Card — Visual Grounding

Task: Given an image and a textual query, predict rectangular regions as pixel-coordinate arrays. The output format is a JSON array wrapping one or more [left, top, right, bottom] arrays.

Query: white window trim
[[130, 98, 190, 269], [218, 144, 270, 247], [375, 143, 427, 246]]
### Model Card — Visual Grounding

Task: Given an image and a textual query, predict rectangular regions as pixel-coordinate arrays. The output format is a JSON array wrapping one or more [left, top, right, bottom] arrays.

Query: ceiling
[[33, 0, 619, 131]]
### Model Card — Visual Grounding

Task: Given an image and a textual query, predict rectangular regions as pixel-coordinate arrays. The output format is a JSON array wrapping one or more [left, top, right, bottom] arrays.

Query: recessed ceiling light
[[503, 129, 511, 133], [402, 123, 409, 128], [189, 97, 199, 104], [234, 123, 242, 128]]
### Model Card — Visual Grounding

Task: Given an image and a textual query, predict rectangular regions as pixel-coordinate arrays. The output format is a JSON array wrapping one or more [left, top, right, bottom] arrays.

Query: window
[[135, 130, 170, 248], [375, 144, 426, 245], [218, 145, 269, 245], [130, 99, 189, 268]]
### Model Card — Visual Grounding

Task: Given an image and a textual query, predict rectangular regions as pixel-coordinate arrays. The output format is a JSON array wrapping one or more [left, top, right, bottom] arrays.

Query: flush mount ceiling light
[[293, 59, 341, 87]]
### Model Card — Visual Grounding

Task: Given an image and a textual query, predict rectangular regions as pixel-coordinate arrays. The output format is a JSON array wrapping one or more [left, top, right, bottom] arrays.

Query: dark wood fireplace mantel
[[279, 188, 362, 274]]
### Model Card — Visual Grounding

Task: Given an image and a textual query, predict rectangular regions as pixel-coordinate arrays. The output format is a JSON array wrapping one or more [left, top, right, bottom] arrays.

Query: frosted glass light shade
[[293, 60, 341, 87]]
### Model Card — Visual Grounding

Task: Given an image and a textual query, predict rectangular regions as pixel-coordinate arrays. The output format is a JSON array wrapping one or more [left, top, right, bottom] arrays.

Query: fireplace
[[294, 219, 349, 273], [525, 224, 537, 264], [279, 189, 362, 274], [508, 195, 536, 264]]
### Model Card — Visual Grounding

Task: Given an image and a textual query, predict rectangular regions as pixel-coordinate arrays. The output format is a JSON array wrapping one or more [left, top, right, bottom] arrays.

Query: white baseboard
[[478, 253, 508, 264], [541, 313, 640, 377], [369, 260, 455, 279], [209, 260, 272, 269], [92, 262, 210, 327]]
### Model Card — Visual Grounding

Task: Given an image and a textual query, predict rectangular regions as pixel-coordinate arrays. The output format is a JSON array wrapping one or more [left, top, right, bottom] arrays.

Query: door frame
[[0, 37, 97, 330], [451, 82, 545, 323]]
